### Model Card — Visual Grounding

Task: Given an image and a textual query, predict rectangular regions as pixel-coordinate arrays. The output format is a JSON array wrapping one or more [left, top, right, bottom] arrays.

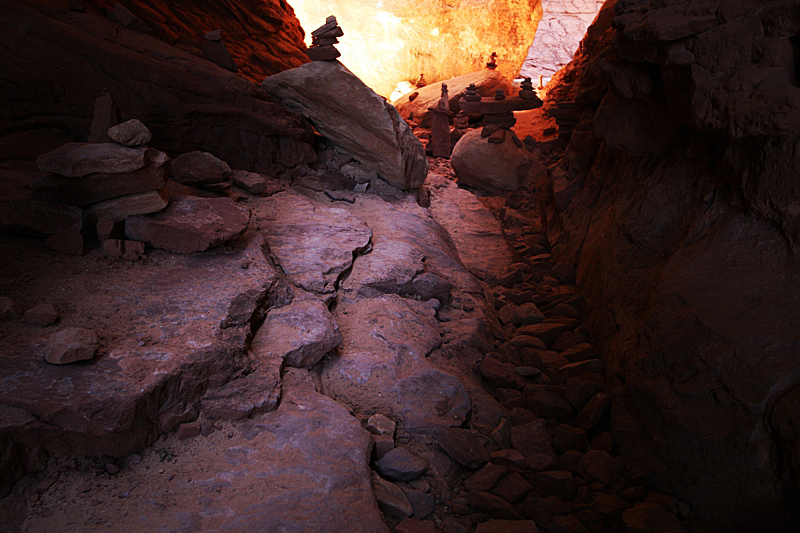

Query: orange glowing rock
[[290, 0, 544, 97]]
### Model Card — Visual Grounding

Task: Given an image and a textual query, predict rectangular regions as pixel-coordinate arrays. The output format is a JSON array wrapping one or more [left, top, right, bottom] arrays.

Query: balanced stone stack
[[307, 16, 343, 61], [31, 119, 170, 258], [202, 29, 238, 72]]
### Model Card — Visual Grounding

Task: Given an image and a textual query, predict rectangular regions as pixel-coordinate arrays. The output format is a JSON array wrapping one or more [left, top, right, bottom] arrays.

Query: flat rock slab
[[31, 149, 169, 207], [262, 60, 427, 190], [250, 291, 341, 368], [36, 142, 148, 177], [126, 195, 250, 253], [0, 231, 283, 469], [321, 294, 470, 430], [19, 369, 390, 533], [252, 192, 372, 296], [427, 172, 516, 281]]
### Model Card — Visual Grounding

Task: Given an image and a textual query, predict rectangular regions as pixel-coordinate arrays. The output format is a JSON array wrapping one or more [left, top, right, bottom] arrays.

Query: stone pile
[[307, 15, 343, 61], [549, 101, 579, 142]]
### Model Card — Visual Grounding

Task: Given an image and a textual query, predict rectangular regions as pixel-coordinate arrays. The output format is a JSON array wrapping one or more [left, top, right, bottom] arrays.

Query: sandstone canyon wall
[[538, 0, 800, 531], [0, 0, 315, 172]]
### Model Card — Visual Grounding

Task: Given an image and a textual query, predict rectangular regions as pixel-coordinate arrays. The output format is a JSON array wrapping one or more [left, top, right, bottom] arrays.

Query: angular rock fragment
[[510, 419, 557, 471], [366, 414, 396, 437], [250, 292, 341, 368], [0, 297, 22, 320], [231, 170, 268, 194], [171, 151, 232, 186], [375, 447, 428, 482], [372, 472, 413, 520], [466, 491, 518, 519], [84, 188, 170, 224], [23, 304, 59, 326], [108, 119, 151, 147], [432, 428, 489, 469], [45, 327, 98, 364], [125, 195, 250, 253], [103, 239, 145, 260]]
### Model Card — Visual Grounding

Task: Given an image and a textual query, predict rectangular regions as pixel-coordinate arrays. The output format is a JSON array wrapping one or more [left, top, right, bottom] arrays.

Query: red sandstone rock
[[172, 151, 232, 186], [23, 304, 59, 327], [45, 327, 98, 364]]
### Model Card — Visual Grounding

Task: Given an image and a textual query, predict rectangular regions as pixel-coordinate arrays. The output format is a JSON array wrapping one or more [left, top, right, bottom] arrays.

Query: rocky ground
[[0, 127, 695, 532]]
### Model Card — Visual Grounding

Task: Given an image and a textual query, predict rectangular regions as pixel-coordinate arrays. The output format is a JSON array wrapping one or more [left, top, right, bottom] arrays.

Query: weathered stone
[[125, 195, 250, 254], [176, 421, 200, 440], [0, 297, 22, 320], [23, 304, 59, 327], [108, 119, 151, 147], [622, 502, 682, 533], [396, 70, 514, 128], [577, 392, 610, 431], [84, 188, 170, 224], [525, 386, 573, 419], [255, 192, 371, 295], [44, 233, 84, 256], [452, 129, 532, 191], [103, 239, 145, 261], [577, 450, 620, 487], [465, 463, 510, 493], [510, 419, 557, 471], [262, 60, 427, 190], [172, 151, 232, 186], [593, 492, 631, 518], [561, 344, 597, 363], [231, 170, 268, 194], [565, 376, 603, 411], [45, 327, 98, 364], [251, 293, 341, 368], [492, 472, 532, 504], [366, 414, 396, 437], [0, 200, 82, 237], [549, 515, 590, 533], [88, 89, 119, 143], [201, 39, 238, 72], [553, 424, 588, 452], [476, 519, 538, 533], [489, 449, 527, 469], [375, 447, 428, 482], [201, 363, 281, 420], [30, 149, 169, 207], [321, 295, 469, 430], [432, 428, 489, 469], [395, 518, 438, 533], [373, 434, 395, 460], [37, 142, 148, 177], [534, 470, 576, 501], [372, 472, 413, 520], [517, 322, 573, 348], [466, 491, 518, 519]]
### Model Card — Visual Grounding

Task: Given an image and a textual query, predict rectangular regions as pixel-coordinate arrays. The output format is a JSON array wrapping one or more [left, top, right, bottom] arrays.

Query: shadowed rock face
[[538, 0, 800, 530], [0, 0, 315, 172]]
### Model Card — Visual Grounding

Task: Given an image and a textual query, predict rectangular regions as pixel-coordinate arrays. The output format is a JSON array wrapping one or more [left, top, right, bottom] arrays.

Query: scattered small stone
[[0, 297, 22, 320], [104, 463, 120, 475], [103, 239, 145, 261], [375, 447, 428, 482], [108, 119, 151, 147], [23, 304, 59, 326], [177, 421, 201, 440], [45, 327, 98, 364], [432, 428, 489, 469]]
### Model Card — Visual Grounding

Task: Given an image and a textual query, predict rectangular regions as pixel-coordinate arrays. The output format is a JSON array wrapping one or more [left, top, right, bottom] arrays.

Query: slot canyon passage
[[2, 0, 800, 532]]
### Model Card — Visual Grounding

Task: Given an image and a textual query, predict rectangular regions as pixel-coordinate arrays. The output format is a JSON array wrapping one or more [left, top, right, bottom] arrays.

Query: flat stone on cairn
[[307, 15, 343, 61]]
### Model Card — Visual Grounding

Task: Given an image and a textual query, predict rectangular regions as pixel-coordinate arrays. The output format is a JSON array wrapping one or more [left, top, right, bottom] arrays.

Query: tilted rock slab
[[262, 60, 427, 190], [320, 294, 471, 430], [126, 195, 250, 253], [253, 192, 372, 296], [36, 142, 148, 177]]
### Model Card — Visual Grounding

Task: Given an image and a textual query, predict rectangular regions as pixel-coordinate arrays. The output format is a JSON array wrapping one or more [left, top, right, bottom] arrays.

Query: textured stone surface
[[452, 129, 533, 191], [0, 0, 315, 173], [172, 151, 232, 186], [36, 142, 148, 178], [31, 149, 169, 207], [254, 192, 372, 296], [84, 188, 170, 224], [250, 292, 341, 368], [395, 70, 514, 128], [510, 419, 557, 471], [107, 119, 151, 147], [521, 0, 605, 80], [321, 295, 470, 430], [45, 327, 98, 364], [125, 195, 250, 254], [262, 60, 427, 190]]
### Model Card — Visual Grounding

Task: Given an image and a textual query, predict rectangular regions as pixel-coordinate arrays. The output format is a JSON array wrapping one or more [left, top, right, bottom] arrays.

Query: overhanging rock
[[262, 60, 427, 190]]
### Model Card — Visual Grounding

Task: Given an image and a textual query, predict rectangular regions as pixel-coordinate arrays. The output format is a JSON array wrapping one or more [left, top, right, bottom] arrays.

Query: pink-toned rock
[[36, 142, 148, 177], [30, 149, 169, 207], [125, 195, 250, 254], [171, 151, 232, 186], [176, 421, 201, 440], [44, 233, 84, 256], [103, 239, 145, 260], [45, 327, 98, 364], [84, 188, 170, 224], [23, 304, 59, 327]]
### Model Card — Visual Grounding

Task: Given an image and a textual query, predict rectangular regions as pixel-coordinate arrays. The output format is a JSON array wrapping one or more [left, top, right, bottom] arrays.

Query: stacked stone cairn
[[307, 15, 343, 61], [202, 29, 238, 72]]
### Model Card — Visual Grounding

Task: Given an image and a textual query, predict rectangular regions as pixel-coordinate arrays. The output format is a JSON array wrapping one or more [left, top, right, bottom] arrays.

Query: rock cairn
[[428, 83, 453, 157], [307, 15, 343, 61], [202, 29, 238, 72]]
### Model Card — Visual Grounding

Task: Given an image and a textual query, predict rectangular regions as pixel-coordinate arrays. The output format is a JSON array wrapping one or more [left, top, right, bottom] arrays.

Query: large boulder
[[262, 60, 427, 190], [395, 70, 513, 128], [451, 129, 533, 191]]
